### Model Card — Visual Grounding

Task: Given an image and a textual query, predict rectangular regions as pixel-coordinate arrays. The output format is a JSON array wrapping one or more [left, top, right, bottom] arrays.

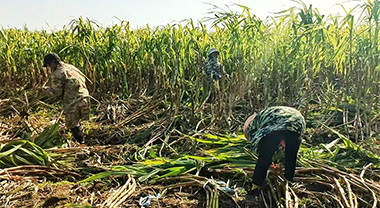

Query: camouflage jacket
[[47, 62, 89, 111], [246, 106, 306, 152], [204, 57, 221, 81]]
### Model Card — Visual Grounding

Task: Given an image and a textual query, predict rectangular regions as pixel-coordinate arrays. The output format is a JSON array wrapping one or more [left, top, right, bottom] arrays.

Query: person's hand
[[270, 162, 284, 170], [270, 162, 276, 169]]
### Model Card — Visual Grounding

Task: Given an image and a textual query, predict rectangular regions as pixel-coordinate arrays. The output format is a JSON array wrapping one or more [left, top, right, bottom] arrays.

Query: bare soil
[[0, 180, 256, 208]]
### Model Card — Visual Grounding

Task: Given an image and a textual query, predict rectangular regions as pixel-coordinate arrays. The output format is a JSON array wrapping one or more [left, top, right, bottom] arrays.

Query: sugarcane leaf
[[0, 144, 23, 158], [319, 122, 358, 150], [149, 149, 157, 158], [19, 147, 46, 164], [184, 155, 213, 162], [185, 135, 227, 144], [139, 159, 169, 166], [111, 165, 150, 174], [80, 171, 137, 183], [156, 166, 187, 179], [138, 169, 160, 182], [13, 154, 34, 165]]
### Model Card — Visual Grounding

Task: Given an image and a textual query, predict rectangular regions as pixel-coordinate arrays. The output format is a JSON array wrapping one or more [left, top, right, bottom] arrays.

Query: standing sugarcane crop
[[243, 106, 306, 195], [204, 48, 222, 101], [41, 53, 90, 144]]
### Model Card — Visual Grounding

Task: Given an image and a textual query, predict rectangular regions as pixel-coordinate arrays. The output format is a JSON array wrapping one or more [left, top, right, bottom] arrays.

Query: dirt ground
[[0, 180, 260, 208]]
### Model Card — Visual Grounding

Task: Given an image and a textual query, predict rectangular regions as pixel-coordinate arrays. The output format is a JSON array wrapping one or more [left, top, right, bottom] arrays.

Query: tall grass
[[1, 1, 380, 138]]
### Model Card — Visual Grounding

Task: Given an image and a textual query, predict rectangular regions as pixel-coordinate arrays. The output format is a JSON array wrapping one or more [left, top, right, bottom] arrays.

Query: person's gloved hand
[[270, 162, 284, 170]]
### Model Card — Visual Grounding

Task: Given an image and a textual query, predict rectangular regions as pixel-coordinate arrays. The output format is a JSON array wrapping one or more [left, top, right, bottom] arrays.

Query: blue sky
[[0, 0, 362, 30]]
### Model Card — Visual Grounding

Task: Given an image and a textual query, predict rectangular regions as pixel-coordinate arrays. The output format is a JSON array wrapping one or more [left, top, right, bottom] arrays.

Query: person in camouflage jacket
[[42, 53, 90, 144], [243, 106, 306, 194], [204, 48, 222, 83]]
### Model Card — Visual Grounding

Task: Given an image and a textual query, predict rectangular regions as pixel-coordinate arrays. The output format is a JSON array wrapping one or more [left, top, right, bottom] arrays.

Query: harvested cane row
[[1, 91, 380, 207], [0, 131, 378, 207]]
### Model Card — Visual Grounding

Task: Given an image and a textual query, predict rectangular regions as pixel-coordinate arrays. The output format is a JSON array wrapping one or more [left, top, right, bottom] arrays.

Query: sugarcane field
[[3, 1, 380, 207]]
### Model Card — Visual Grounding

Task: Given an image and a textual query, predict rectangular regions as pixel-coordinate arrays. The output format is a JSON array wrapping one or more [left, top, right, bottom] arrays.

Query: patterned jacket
[[204, 57, 221, 82], [246, 106, 306, 152], [47, 62, 89, 112]]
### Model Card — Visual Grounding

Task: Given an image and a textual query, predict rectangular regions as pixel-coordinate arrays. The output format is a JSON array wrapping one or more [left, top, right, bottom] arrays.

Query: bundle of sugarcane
[[0, 140, 50, 168], [103, 175, 136, 208]]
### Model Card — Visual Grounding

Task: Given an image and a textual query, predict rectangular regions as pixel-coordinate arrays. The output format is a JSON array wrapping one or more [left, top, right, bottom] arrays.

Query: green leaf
[[156, 166, 187, 179], [80, 171, 136, 183], [138, 169, 160, 182], [149, 149, 157, 158], [0, 143, 24, 158], [138, 159, 169, 166], [19, 147, 46, 165]]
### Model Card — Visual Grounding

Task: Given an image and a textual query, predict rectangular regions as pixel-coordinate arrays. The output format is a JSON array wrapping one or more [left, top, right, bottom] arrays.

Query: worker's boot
[[71, 126, 85, 144]]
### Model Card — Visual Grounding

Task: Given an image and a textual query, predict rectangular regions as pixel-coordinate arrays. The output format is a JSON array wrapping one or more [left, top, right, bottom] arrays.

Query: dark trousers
[[252, 130, 301, 186]]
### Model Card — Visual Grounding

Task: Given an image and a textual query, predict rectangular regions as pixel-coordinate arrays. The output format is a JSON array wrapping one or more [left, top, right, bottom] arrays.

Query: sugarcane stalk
[[363, 178, 380, 190], [289, 187, 298, 208], [113, 181, 135, 207], [166, 181, 202, 189], [104, 175, 132, 207], [294, 177, 334, 188], [342, 176, 354, 208], [360, 163, 372, 178], [268, 179, 283, 208], [369, 189, 377, 208], [346, 177, 372, 193], [267, 189, 273, 208], [214, 185, 219, 208], [300, 190, 345, 208], [112, 177, 136, 208], [350, 174, 380, 194], [205, 185, 211, 208], [353, 194, 358, 208], [356, 196, 374, 207], [0, 165, 80, 178], [285, 182, 291, 208], [261, 190, 269, 208], [274, 177, 284, 207], [333, 177, 350, 208]]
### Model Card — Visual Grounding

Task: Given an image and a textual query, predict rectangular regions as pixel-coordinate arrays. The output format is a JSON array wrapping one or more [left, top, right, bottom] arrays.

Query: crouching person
[[243, 106, 306, 194], [42, 53, 90, 144]]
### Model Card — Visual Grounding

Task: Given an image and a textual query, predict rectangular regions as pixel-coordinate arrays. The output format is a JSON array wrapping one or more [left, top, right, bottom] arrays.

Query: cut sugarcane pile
[[66, 131, 380, 207]]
